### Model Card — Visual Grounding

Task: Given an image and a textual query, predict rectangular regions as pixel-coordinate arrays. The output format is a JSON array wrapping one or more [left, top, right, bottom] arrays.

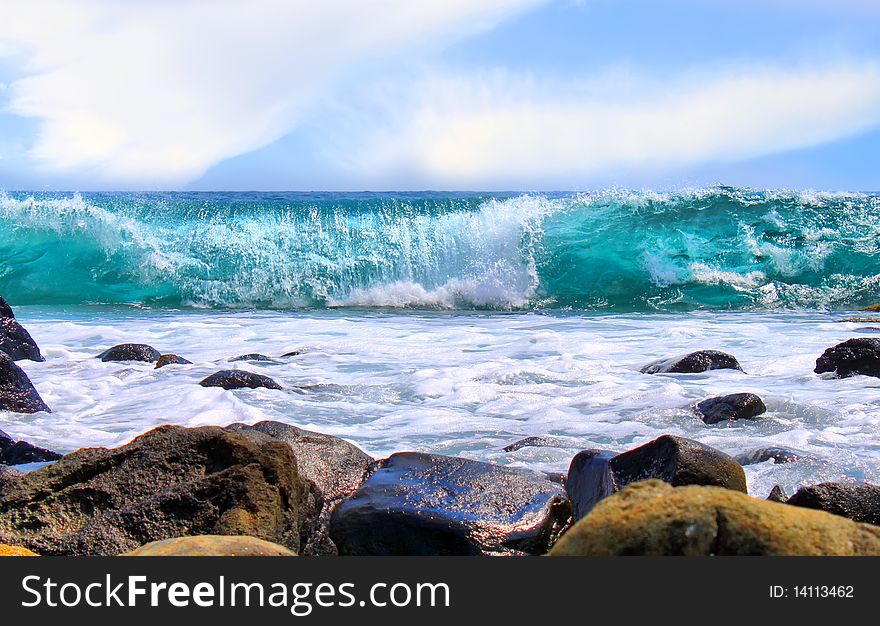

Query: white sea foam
[[2, 307, 879, 499]]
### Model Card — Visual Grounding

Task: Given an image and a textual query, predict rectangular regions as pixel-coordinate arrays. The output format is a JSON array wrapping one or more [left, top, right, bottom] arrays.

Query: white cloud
[[352, 62, 880, 187], [0, 0, 541, 185]]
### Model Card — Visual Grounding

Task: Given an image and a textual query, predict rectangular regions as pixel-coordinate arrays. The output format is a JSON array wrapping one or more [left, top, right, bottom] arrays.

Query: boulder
[[97, 343, 161, 363], [329, 452, 571, 556], [735, 447, 802, 466], [695, 393, 766, 425], [0, 297, 13, 319], [814, 338, 880, 378], [122, 535, 296, 557], [0, 544, 38, 556], [229, 353, 277, 363], [200, 370, 282, 390], [155, 354, 192, 369], [641, 350, 742, 374], [0, 425, 321, 556], [610, 435, 747, 493], [767, 485, 788, 502], [503, 436, 566, 452], [566, 450, 617, 521], [0, 352, 51, 413], [0, 317, 44, 362], [549, 480, 880, 556], [227, 421, 373, 554], [0, 429, 61, 465], [786, 483, 880, 525]]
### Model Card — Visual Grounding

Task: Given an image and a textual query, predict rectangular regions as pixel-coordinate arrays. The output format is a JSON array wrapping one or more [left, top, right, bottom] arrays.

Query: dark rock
[[610, 435, 748, 493], [200, 370, 282, 390], [154, 354, 192, 369], [0, 317, 44, 362], [0, 297, 14, 319], [97, 343, 161, 363], [735, 447, 803, 466], [566, 450, 617, 521], [229, 353, 277, 363], [695, 393, 766, 424], [786, 483, 880, 525], [227, 421, 373, 554], [329, 452, 572, 555], [767, 485, 788, 502], [0, 353, 51, 413], [280, 350, 303, 358], [0, 425, 321, 556], [503, 436, 566, 452], [814, 338, 880, 378], [0, 465, 21, 495], [0, 429, 61, 465], [641, 350, 743, 374]]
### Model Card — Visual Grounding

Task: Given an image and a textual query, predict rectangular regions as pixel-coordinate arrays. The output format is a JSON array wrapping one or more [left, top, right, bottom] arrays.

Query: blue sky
[[1, 0, 879, 191]]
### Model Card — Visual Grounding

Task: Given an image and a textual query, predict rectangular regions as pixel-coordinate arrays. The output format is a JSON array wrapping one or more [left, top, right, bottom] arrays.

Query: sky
[[0, 0, 879, 191]]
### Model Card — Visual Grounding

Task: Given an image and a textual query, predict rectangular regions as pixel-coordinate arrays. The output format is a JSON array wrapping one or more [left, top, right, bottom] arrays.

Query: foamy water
[[3, 306, 879, 499]]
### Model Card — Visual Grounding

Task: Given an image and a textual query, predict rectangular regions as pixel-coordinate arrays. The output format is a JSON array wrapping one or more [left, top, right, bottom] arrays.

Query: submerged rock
[[154, 354, 192, 369], [200, 370, 282, 390], [566, 449, 617, 521], [735, 447, 803, 466], [0, 425, 321, 556], [610, 435, 747, 493], [329, 452, 571, 556], [640, 350, 743, 374], [549, 480, 880, 556], [503, 436, 567, 452], [97, 343, 161, 363], [695, 392, 766, 424], [0, 429, 61, 465], [814, 338, 880, 378], [786, 483, 880, 526], [123, 535, 296, 557], [229, 353, 277, 363], [0, 353, 51, 413], [0, 317, 44, 362], [227, 421, 373, 555], [280, 350, 303, 358]]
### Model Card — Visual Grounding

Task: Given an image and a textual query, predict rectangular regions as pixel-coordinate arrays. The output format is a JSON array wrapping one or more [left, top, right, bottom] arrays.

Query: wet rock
[[0, 353, 51, 413], [641, 350, 743, 374], [329, 452, 572, 556], [566, 450, 617, 521], [735, 447, 802, 466], [154, 354, 192, 369], [814, 338, 880, 378], [280, 350, 303, 358], [610, 435, 747, 493], [0, 425, 321, 556], [767, 485, 788, 502], [861, 304, 880, 312], [786, 483, 880, 526], [695, 393, 766, 424], [0, 297, 13, 319], [0, 429, 61, 465], [0, 317, 44, 362], [200, 370, 282, 390], [97, 343, 161, 363], [229, 353, 278, 363], [227, 421, 373, 555], [123, 535, 297, 557], [0, 544, 38, 556], [549, 480, 880, 556], [503, 436, 567, 452]]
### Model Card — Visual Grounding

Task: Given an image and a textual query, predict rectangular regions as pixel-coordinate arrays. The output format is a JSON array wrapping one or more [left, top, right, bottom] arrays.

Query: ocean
[[2, 188, 879, 498]]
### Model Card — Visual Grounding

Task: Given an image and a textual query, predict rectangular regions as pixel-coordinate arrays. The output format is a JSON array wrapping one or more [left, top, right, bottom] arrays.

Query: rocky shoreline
[[2, 296, 880, 556]]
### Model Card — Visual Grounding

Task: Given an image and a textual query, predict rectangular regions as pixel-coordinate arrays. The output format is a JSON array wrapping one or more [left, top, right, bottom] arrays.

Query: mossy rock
[[549, 480, 880, 556], [122, 535, 296, 556], [0, 544, 38, 556]]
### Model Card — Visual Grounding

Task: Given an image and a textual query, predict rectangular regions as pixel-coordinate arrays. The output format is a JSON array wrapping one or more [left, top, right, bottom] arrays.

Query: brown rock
[[549, 480, 880, 556], [122, 535, 296, 556]]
